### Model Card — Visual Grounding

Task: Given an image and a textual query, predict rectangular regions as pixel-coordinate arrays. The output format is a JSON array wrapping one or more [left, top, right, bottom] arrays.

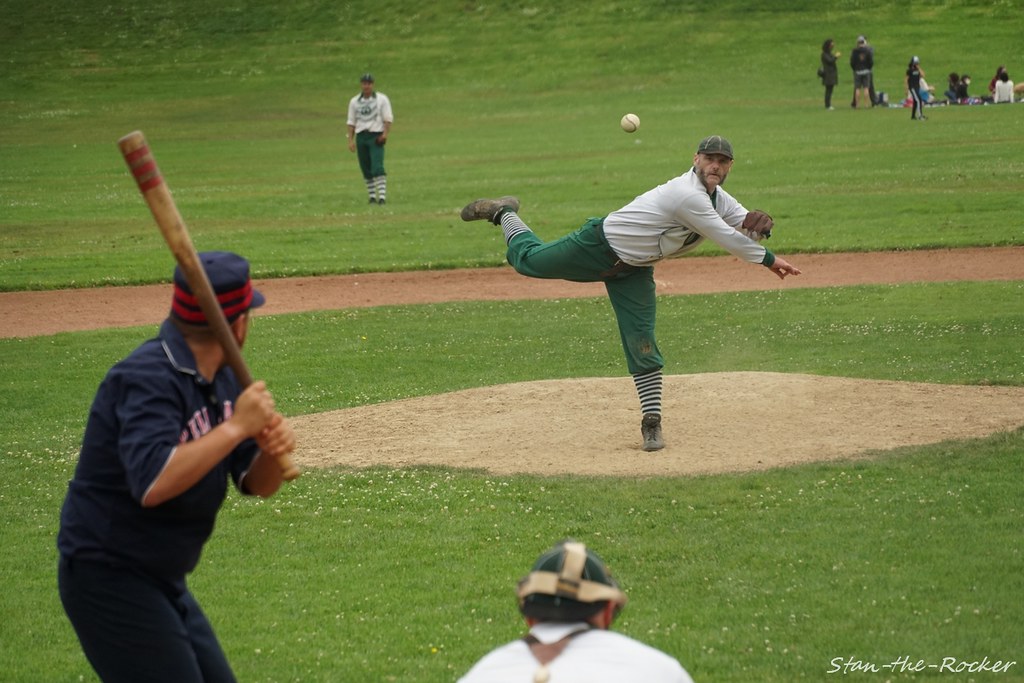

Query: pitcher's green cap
[[696, 135, 733, 159]]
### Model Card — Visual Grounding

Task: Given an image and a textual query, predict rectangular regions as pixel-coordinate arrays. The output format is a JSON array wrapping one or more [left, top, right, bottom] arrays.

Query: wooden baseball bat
[[118, 130, 300, 481]]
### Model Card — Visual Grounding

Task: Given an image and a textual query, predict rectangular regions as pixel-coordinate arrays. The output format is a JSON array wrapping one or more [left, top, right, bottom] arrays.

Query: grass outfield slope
[[1, 0, 1023, 288]]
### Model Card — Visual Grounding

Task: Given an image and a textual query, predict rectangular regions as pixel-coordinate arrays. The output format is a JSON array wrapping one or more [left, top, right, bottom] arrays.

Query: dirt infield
[[5, 247, 1023, 476], [292, 373, 1024, 476], [3, 247, 1022, 338]]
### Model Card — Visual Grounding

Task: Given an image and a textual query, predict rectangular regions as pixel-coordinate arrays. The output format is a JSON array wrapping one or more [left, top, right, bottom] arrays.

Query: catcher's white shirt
[[457, 622, 695, 683], [347, 92, 393, 133], [602, 168, 768, 267]]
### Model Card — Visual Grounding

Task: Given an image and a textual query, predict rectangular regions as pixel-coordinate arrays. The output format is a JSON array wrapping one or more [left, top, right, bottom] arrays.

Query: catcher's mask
[[516, 540, 628, 622]]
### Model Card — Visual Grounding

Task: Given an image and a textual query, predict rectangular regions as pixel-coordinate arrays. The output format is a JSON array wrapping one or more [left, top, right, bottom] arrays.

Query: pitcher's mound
[[291, 372, 1024, 477]]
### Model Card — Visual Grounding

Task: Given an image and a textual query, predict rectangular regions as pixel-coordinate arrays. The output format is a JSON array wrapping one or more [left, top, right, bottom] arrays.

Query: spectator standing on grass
[[864, 35, 878, 104], [850, 36, 874, 108], [457, 539, 695, 683], [906, 56, 926, 120], [57, 251, 296, 683], [346, 73, 394, 205], [820, 38, 840, 110], [993, 70, 1014, 103]]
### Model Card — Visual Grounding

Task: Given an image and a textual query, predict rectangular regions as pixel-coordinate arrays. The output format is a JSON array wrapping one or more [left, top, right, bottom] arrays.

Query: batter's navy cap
[[696, 134, 734, 160], [171, 251, 265, 325], [360, 73, 374, 82]]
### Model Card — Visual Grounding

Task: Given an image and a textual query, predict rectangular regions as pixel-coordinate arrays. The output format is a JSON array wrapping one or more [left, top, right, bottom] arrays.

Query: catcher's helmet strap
[[516, 540, 626, 606], [517, 542, 627, 605], [561, 542, 587, 583], [517, 572, 626, 604]]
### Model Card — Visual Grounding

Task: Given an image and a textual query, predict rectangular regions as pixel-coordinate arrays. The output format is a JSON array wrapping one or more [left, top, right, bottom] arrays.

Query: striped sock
[[365, 178, 376, 201], [375, 176, 387, 202], [498, 211, 532, 244], [632, 368, 663, 416]]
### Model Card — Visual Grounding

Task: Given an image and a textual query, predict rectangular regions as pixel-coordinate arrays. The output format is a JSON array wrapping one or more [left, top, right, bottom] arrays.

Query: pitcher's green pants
[[505, 217, 662, 375]]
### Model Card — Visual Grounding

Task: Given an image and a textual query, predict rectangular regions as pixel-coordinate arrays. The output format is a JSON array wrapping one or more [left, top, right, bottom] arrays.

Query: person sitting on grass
[[993, 70, 1015, 103]]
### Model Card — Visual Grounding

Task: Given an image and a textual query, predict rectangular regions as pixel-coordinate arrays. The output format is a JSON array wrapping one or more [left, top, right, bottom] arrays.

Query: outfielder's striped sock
[[365, 178, 376, 202], [374, 176, 387, 203], [632, 368, 663, 416], [498, 211, 532, 244]]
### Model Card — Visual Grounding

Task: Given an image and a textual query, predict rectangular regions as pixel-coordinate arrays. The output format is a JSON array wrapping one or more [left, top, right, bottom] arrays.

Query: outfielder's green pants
[[355, 130, 386, 179], [505, 217, 663, 375]]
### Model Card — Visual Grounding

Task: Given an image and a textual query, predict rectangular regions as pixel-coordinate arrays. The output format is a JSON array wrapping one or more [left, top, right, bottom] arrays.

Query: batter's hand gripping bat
[[118, 130, 300, 481]]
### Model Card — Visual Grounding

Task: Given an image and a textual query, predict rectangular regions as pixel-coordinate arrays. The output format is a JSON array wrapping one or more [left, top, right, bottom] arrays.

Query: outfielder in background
[[346, 72, 394, 204], [57, 251, 297, 683], [457, 539, 695, 682], [461, 135, 801, 452]]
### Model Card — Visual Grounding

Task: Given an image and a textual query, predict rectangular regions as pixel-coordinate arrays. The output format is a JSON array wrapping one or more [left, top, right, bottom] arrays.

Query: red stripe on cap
[[171, 281, 253, 324], [220, 290, 254, 320], [171, 299, 207, 323]]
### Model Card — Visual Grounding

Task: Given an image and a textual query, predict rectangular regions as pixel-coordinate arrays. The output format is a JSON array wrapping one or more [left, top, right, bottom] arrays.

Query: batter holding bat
[[461, 135, 801, 452], [57, 251, 296, 683]]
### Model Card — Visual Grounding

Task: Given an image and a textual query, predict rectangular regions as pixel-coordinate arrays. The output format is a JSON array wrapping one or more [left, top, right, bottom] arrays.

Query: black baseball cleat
[[460, 196, 520, 224], [641, 413, 664, 452]]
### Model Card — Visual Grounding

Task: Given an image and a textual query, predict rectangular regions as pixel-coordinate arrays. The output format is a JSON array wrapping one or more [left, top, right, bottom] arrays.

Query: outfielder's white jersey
[[346, 92, 393, 133], [457, 622, 695, 683], [602, 168, 768, 267]]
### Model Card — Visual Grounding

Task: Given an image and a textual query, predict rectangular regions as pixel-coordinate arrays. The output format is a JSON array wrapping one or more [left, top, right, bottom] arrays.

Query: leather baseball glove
[[375, 135, 386, 146], [742, 210, 774, 238]]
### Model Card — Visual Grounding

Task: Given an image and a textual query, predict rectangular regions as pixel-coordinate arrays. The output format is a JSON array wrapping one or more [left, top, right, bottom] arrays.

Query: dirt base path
[[3, 247, 1022, 338], [5, 247, 1022, 476]]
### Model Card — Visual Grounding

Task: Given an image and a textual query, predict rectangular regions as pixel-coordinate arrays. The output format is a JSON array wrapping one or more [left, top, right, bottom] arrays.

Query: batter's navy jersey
[[58, 319, 260, 591]]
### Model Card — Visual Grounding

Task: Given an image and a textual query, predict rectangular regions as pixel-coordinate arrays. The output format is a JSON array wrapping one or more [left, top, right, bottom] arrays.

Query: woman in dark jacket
[[906, 56, 926, 120], [820, 39, 840, 110]]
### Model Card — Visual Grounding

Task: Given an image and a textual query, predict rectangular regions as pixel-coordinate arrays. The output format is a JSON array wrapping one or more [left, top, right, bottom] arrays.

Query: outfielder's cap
[[696, 135, 734, 160], [171, 251, 265, 325], [516, 540, 628, 620], [360, 73, 374, 82]]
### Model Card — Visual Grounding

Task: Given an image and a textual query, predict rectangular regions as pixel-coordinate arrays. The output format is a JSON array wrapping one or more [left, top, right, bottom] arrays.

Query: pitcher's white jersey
[[602, 168, 768, 267]]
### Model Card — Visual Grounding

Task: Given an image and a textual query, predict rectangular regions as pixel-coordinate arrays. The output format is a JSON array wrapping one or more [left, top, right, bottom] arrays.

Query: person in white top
[[460, 135, 801, 452], [346, 73, 394, 204], [993, 71, 1015, 103], [457, 540, 695, 683]]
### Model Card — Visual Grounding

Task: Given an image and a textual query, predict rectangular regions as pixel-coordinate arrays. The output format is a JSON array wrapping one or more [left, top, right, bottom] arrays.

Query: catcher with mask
[[461, 135, 800, 453], [457, 539, 695, 682]]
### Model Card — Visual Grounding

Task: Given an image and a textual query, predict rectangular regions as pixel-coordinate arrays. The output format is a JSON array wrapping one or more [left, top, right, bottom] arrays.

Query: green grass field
[[1, 1, 1023, 681]]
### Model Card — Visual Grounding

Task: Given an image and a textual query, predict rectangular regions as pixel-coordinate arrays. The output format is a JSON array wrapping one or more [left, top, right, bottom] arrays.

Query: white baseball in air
[[620, 113, 640, 133]]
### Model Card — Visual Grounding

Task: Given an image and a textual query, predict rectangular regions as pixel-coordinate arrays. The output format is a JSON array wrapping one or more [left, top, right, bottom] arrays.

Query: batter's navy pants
[[59, 556, 237, 683]]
